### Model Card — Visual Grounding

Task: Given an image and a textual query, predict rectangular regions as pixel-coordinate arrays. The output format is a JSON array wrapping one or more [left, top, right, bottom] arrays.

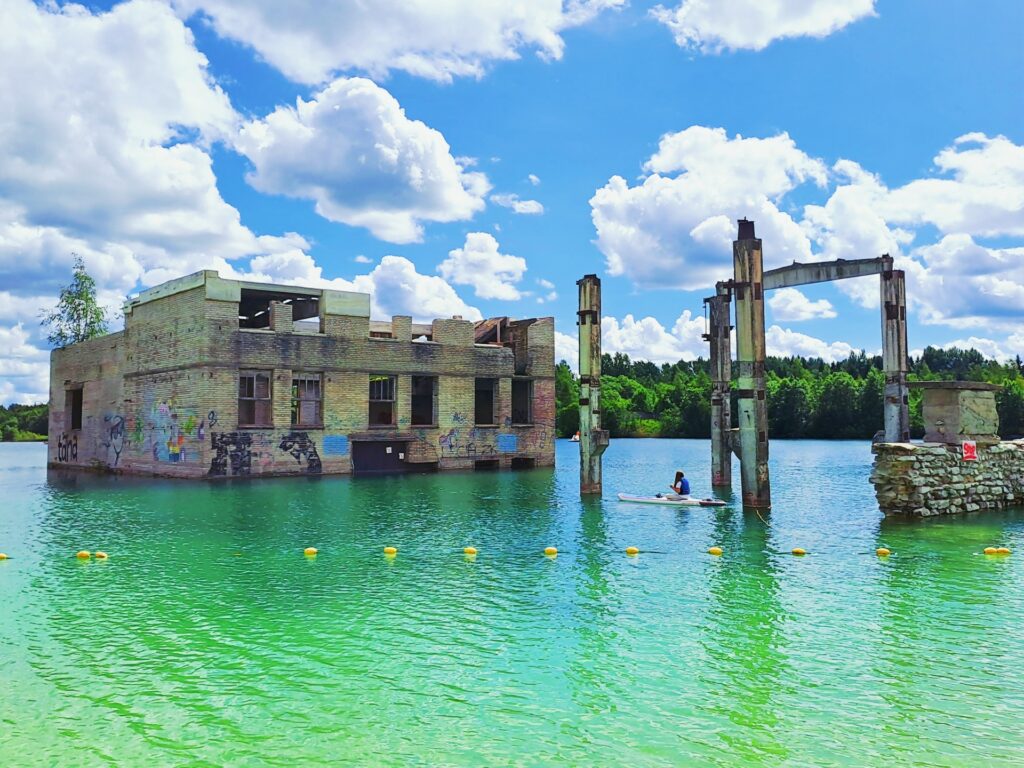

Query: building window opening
[[511, 379, 533, 425], [369, 375, 396, 426], [411, 376, 437, 426], [475, 378, 497, 425], [291, 374, 322, 427], [238, 288, 319, 330], [474, 459, 500, 470], [239, 371, 272, 427], [511, 457, 536, 470], [67, 388, 83, 431]]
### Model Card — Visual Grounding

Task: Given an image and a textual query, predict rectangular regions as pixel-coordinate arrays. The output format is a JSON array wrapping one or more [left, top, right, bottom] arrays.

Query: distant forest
[[556, 346, 1024, 440], [1, 404, 48, 442]]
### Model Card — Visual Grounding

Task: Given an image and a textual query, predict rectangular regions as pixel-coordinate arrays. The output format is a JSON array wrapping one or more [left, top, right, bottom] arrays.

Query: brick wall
[[48, 272, 555, 478]]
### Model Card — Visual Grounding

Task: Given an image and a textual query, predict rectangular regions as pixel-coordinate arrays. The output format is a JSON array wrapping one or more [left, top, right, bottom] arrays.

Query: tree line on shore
[[556, 347, 1024, 440], [0, 404, 48, 442]]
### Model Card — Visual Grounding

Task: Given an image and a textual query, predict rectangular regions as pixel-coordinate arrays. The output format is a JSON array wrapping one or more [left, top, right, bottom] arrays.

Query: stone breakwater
[[871, 440, 1024, 516]]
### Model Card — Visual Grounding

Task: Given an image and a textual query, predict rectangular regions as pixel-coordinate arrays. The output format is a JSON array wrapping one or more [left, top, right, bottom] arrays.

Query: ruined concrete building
[[48, 270, 555, 477]]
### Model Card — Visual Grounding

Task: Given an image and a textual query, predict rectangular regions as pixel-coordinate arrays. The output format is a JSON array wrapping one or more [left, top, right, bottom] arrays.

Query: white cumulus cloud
[[437, 233, 528, 301], [173, 0, 625, 84], [767, 287, 837, 322], [766, 325, 855, 362], [652, 0, 876, 52], [236, 77, 490, 244], [491, 193, 545, 215], [590, 126, 826, 289], [242, 251, 483, 323]]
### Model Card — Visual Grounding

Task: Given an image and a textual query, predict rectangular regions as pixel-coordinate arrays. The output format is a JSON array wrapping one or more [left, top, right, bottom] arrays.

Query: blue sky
[[1, 0, 1022, 403]]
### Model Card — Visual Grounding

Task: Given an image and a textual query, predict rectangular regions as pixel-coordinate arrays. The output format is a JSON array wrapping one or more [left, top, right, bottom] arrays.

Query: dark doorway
[[511, 457, 536, 469], [474, 459, 500, 470], [352, 441, 409, 475], [67, 388, 83, 431]]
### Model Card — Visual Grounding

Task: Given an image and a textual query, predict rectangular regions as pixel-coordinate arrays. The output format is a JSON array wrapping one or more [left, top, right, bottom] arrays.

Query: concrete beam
[[762, 255, 893, 291]]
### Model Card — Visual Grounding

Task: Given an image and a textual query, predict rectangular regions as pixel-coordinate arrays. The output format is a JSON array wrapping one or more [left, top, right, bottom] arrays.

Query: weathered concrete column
[[881, 268, 910, 443], [577, 274, 609, 495], [703, 285, 732, 487], [733, 219, 771, 509]]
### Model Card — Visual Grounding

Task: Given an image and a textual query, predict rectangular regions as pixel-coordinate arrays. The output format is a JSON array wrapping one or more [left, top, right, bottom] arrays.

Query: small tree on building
[[42, 255, 108, 347]]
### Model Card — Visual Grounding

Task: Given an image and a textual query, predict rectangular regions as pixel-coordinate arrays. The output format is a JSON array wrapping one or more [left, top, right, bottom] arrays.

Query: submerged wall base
[[871, 440, 1024, 516]]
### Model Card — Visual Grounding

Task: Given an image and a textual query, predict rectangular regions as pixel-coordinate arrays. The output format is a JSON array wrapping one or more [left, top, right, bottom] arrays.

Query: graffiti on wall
[[141, 399, 203, 463], [56, 432, 78, 462], [102, 414, 126, 466], [438, 427, 498, 458], [279, 432, 323, 473], [322, 435, 349, 456], [496, 433, 518, 453], [208, 432, 252, 477]]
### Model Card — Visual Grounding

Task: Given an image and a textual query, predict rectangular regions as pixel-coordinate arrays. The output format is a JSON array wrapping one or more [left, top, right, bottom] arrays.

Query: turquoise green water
[[1, 440, 1023, 766]]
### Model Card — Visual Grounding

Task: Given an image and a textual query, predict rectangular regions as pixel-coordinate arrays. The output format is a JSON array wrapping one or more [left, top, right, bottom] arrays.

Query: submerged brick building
[[48, 270, 555, 478]]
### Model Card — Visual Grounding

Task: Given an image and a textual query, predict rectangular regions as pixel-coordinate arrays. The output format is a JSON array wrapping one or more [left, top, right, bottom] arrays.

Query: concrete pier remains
[[871, 382, 1024, 516], [577, 274, 609, 495]]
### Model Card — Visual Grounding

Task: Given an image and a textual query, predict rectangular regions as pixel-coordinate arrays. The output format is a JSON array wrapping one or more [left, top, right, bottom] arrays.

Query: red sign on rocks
[[962, 440, 978, 461]]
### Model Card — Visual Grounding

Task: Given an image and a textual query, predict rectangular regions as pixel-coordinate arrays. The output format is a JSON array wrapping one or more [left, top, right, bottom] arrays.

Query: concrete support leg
[[733, 219, 771, 509], [578, 274, 609, 495], [704, 287, 733, 487], [881, 269, 910, 442]]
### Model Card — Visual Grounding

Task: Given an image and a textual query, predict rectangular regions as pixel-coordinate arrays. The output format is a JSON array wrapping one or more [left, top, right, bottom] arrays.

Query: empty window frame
[[475, 378, 497, 425], [239, 371, 272, 427], [511, 379, 533, 425], [369, 375, 396, 426], [411, 376, 437, 426], [291, 373, 322, 427], [66, 388, 83, 431]]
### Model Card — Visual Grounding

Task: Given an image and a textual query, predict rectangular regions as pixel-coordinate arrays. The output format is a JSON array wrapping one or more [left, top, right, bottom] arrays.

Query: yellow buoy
[[792, 548, 806, 556], [304, 547, 318, 556], [95, 551, 108, 560], [544, 546, 558, 556], [876, 548, 891, 557], [463, 546, 477, 556], [0, 553, 8, 560], [625, 546, 639, 556], [76, 550, 91, 559], [984, 547, 998, 555], [384, 546, 397, 555], [996, 547, 1011, 555], [708, 546, 723, 556]]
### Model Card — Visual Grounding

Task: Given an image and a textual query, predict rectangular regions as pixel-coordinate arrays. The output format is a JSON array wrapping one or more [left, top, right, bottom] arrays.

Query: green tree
[[42, 255, 108, 348], [554, 361, 580, 437]]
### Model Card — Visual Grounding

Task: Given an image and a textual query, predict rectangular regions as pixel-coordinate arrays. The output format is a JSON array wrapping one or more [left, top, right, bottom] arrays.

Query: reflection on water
[[1, 440, 1023, 766]]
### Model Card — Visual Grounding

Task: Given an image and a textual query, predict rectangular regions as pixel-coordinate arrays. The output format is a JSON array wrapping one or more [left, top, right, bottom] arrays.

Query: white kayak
[[617, 493, 727, 507]]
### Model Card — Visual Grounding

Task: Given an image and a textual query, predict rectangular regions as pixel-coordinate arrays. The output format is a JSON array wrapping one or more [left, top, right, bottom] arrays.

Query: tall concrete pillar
[[881, 268, 910, 442], [577, 275, 609, 495], [704, 285, 732, 487], [733, 219, 771, 509]]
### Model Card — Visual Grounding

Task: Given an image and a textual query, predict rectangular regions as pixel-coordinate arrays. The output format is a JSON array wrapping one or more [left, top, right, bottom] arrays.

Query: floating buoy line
[[0, 543, 1016, 565]]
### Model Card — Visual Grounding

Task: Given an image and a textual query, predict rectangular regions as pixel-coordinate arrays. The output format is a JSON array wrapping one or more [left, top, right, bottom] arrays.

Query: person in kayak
[[669, 470, 690, 498]]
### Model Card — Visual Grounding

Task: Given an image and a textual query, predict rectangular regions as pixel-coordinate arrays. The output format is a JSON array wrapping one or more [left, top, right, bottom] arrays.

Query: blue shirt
[[676, 478, 691, 495]]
